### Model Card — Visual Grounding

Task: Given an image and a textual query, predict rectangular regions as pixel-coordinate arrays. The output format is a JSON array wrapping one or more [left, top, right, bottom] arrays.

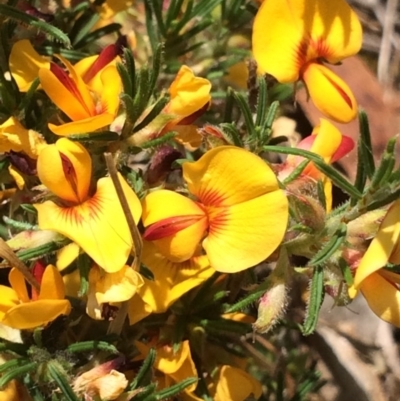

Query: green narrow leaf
[[144, 0, 159, 53], [70, 12, 100, 46], [338, 257, 353, 287], [263, 145, 362, 199], [309, 224, 347, 267], [351, 139, 367, 205], [16, 239, 69, 262], [255, 76, 268, 127], [365, 187, 400, 212], [171, 0, 194, 33], [17, 77, 40, 114], [0, 4, 69, 47], [369, 137, 397, 190], [165, 0, 185, 29], [129, 348, 156, 390], [219, 123, 243, 146], [47, 362, 80, 401], [66, 341, 118, 354], [192, 0, 223, 18], [282, 159, 309, 185], [67, 131, 120, 142], [0, 361, 37, 388], [121, 93, 136, 125], [302, 265, 324, 335], [232, 91, 255, 138], [358, 110, 375, 179], [140, 131, 177, 148], [117, 62, 133, 97], [147, 0, 166, 36], [148, 43, 163, 99], [123, 48, 136, 96], [317, 179, 326, 211], [74, 23, 122, 49], [3, 217, 37, 231], [78, 254, 91, 296], [132, 95, 170, 133], [152, 377, 198, 400]]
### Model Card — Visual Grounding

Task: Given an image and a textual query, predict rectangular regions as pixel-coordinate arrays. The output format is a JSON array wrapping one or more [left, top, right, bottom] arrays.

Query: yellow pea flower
[[349, 201, 400, 326], [128, 65, 210, 148], [0, 263, 71, 330], [34, 138, 142, 273], [86, 265, 144, 320], [142, 146, 288, 273], [279, 119, 354, 211], [252, 0, 362, 123]]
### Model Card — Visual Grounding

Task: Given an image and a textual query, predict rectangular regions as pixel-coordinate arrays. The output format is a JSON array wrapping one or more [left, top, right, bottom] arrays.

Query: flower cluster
[[0, 0, 398, 399]]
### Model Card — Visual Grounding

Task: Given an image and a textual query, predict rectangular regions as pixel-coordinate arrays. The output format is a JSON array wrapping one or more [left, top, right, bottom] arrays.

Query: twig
[[0, 237, 40, 291]]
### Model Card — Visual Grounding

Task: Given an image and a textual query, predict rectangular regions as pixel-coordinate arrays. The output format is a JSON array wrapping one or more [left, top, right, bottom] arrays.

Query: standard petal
[[184, 146, 280, 207], [142, 190, 207, 262], [204, 190, 288, 273], [35, 175, 142, 273], [1, 300, 71, 329], [39, 265, 66, 300], [48, 113, 115, 136], [167, 65, 211, 118], [37, 138, 91, 203], [252, 0, 305, 81], [302, 62, 357, 123], [305, 0, 362, 64], [349, 201, 400, 297], [9, 40, 50, 92], [360, 272, 400, 327], [127, 293, 153, 325]]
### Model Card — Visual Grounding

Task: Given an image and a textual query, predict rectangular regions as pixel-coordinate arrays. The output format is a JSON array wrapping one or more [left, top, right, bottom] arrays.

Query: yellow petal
[[35, 175, 142, 273], [252, 0, 304, 81], [127, 293, 153, 325], [8, 268, 29, 303], [9, 40, 50, 92], [90, 265, 144, 304], [204, 190, 288, 272], [39, 265, 66, 300], [48, 113, 115, 136], [360, 272, 400, 327], [252, 0, 362, 81], [8, 166, 25, 190], [99, 65, 122, 116], [173, 125, 203, 151], [310, 119, 343, 164], [63, 269, 81, 298], [184, 146, 280, 207], [139, 241, 213, 312], [214, 366, 262, 401], [142, 190, 207, 262], [168, 65, 211, 118], [37, 138, 91, 203], [1, 300, 71, 329], [98, 0, 133, 19], [91, 371, 128, 400], [349, 200, 400, 297], [0, 117, 46, 159], [0, 286, 19, 314], [0, 380, 21, 401], [56, 243, 80, 271], [302, 63, 357, 123], [39, 62, 95, 121]]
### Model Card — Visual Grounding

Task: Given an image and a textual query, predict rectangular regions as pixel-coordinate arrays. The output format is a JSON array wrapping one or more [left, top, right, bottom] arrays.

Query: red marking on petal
[[296, 36, 333, 71], [207, 208, 229, 236], [31, 260, 46, 300], [197, 188, 226, 207], [323, 72, 354, 109], [178, 102, 210, 126], [82, 44, 120, 83], [144, 215, 205, 240], [59, 151, 80, 202], [331, 135, 355, 163], [50, 62, 93, 116]]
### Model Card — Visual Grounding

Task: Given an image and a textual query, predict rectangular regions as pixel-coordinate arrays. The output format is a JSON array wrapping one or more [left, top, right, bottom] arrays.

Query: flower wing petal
[[1, 300, 71, 329], [39, 265, 66, 300], [204, 190, 288, 273]]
